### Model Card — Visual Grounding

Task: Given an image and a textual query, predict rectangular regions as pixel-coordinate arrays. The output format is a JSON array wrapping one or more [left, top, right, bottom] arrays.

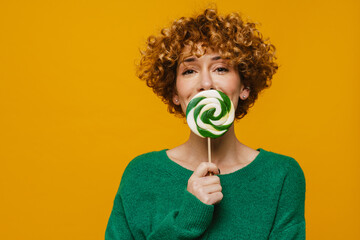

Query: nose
[[198, 70, 215, 92]]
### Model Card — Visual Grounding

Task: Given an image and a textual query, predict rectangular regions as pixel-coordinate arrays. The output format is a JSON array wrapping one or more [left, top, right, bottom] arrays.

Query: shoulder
[[119, 149, 176, 188], [260, 149, 306, 181], [111, 151, 166, 205], [127, 150, 165, 167], [261, 149, 303, 170], [122, 150, 166, 178]]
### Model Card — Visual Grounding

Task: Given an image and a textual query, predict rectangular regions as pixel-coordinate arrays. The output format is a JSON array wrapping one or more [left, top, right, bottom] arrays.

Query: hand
[[187, 162, 223, 205]]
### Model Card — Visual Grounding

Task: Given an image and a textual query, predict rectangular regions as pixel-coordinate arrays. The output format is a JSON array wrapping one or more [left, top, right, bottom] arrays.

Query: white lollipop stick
[[208, 137, 211, 163], [208, 137, 213, 176]]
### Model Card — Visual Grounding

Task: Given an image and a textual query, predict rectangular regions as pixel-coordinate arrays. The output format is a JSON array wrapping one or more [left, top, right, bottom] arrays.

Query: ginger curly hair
[[137, 8, 278, 119]]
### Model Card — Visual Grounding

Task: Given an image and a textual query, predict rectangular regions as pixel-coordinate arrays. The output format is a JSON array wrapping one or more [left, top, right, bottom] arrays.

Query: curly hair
[[136, 8, 278, 119]]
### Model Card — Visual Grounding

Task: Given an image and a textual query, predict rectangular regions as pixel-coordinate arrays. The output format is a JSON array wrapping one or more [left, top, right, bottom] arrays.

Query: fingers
[[201, 183, 222, 194], [197, 191, 223, 205], [187, 162, 223, 205], [197, 175, 221, 186], [188, 176, 221, 196], [192, 162, 220, 177], [206, 192, 223, 205]]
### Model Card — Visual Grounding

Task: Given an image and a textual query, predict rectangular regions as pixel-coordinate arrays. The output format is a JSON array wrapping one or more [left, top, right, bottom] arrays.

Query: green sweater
[[105, 148, 306, 239]]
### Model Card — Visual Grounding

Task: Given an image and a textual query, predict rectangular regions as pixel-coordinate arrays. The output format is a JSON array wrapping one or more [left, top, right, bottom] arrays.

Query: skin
[[166, 45, 260, 205]]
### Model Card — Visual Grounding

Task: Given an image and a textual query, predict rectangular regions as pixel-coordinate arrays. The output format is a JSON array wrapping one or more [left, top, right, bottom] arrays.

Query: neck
[[183, 125, 243, 165]]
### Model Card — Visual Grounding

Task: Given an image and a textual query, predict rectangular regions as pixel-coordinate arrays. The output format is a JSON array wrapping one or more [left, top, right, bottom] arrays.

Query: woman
[[106, 8, 306, 240]]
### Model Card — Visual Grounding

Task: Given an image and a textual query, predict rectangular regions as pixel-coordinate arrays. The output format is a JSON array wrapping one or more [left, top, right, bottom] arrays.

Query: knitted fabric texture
[[105, 148, 306, 239]]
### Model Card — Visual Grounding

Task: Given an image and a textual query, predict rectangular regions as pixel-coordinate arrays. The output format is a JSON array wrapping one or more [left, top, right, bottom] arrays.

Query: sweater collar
[[161, 148, 267, 182]]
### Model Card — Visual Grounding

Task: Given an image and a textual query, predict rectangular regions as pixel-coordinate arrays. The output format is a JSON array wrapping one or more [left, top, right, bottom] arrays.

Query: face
[[173, 46, 250, 114]]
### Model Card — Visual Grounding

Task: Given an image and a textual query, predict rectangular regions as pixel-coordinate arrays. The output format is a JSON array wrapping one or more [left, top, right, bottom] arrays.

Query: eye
[[216, 67, 229, 73], [182, 69, 195, 75]]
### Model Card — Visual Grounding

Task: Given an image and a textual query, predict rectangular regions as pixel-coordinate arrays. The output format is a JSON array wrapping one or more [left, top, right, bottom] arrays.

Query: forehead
[[178, 44, 234, 67], [180, 44, 216, 60]]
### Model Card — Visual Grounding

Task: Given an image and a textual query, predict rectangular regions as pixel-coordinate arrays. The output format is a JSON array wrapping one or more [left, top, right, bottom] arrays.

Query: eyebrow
[[183, 56, 222, 63]]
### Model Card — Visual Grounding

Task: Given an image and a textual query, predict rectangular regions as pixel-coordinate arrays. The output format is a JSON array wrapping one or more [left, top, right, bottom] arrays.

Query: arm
[[268, 159, 306, 240], [105, 193, 134, 240], [106, 159, 219, 240], [147, 188, 214, 240], [147, 162, 221, 240]]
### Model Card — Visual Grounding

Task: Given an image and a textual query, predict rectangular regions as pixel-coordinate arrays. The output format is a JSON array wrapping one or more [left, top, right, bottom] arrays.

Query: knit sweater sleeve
[[106, 185, 214, 240], [106, 152, 214, 240], [268, 158, 306, 240], [147, 188, 214, 240], [105, 190, 135, 240]]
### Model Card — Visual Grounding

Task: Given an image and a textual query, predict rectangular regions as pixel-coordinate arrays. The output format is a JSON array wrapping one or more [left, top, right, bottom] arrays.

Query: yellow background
[[1, 0, 359, 239]]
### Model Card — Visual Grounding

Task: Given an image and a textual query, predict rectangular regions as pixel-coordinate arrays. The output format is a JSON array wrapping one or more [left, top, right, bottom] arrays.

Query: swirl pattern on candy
[[186, 90, 235, 138]]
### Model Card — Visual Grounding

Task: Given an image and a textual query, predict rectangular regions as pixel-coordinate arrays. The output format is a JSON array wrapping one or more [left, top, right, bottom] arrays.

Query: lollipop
[[186, 90, 235, 138], [186, 90, 235, 166]]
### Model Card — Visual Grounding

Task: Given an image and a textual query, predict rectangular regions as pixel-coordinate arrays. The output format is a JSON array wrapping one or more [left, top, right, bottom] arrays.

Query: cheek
[[223, 75, 242, 107], [232, 96, 240, 110], [223, 75, 241, 93], [176, 79, 192, 99]]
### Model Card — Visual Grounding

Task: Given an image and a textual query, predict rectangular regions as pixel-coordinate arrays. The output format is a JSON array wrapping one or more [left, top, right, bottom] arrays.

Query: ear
[[239, 86, 250, 100], [172, 93, 180, 105]]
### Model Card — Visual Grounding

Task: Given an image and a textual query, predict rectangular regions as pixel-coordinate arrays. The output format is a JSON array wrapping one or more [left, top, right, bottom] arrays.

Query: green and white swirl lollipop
[[186, 90, 235, 139]]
